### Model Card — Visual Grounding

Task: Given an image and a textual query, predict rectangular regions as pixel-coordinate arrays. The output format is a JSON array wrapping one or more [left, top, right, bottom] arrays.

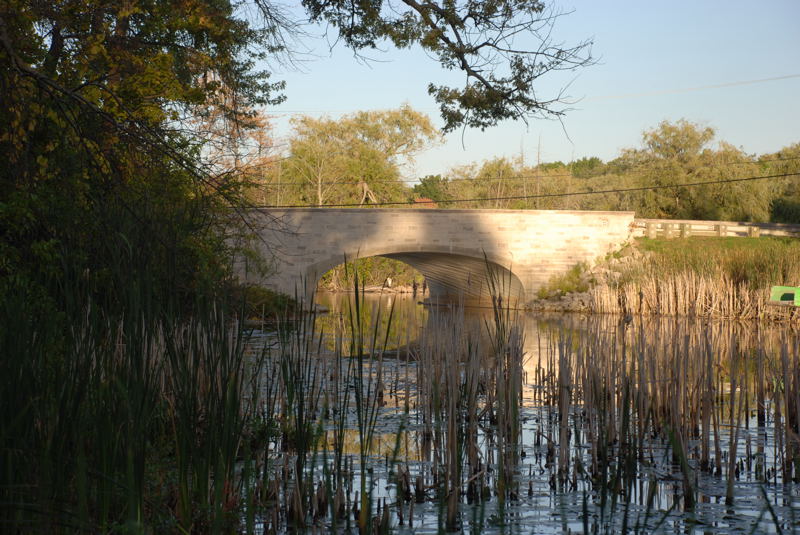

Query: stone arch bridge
[[237, 208, 634, 306]]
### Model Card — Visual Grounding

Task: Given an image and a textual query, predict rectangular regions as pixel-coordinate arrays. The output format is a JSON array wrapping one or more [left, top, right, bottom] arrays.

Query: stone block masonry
[[236, 208, 635, 306]]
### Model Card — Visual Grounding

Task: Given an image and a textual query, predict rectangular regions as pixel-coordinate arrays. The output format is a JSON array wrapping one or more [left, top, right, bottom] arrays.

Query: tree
[[687, 142, 771, 221], [413, 174, 452, 202], [625, 120, 770, 221], [570, 156, 605, 178], [0, 0, 293, 310], [642, 119, 715, 162], [475, 157, 520, 208], [539, 161, 567, 172], [302, 0, 595, 131], [278, 106, 439, 206], [760, 143, 800, 222], [1, 0, 595, 304]]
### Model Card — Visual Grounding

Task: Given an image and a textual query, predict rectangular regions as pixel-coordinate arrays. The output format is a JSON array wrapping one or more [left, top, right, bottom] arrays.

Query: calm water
[[252, 292, 800, 534]]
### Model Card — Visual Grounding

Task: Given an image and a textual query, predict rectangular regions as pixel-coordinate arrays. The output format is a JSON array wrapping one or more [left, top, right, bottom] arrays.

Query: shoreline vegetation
[[6, 270, 800, 532], [531, 236, 800, 321], [5, 0, 799, 530], [312, 236, 800, 322]]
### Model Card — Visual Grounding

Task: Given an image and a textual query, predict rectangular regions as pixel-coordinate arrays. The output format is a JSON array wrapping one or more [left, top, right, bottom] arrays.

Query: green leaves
[[413, 174, 451, 202], [0, 0, 293, 309], [277, 106, 439, 206], [623, 120, 772, 221], [642, 119, 715, 162], [302, 0, 594, 131]]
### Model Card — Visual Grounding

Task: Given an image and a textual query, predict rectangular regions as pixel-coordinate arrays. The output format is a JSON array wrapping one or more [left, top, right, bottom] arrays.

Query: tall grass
[[591, 237, 800, 319], [256, 301, 798, 534], [7, 256, 798, 533], [531, 315, 800, 529], [0, 274, 268, 533]]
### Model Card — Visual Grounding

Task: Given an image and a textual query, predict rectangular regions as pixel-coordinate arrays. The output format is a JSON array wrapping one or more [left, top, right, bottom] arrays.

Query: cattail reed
[[10, 261, 800, 533]]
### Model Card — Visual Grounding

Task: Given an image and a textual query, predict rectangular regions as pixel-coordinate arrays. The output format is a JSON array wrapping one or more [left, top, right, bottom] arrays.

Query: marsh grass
[[533, 316, 800, 531], [0, 271, 269, 533], [5, 261, 800, 533], [254, 305, 799, 534], [592, 237, 800, 320]]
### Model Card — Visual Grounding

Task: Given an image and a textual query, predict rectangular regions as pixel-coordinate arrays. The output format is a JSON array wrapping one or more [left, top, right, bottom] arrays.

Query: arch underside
[[380, 252, 525, 305]]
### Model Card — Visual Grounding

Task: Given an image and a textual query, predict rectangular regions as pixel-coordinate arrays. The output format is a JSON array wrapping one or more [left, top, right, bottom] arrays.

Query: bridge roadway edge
[[235, 208, 635, 306]]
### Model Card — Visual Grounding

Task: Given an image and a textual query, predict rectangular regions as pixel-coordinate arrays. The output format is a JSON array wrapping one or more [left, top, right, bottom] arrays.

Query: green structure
[[769, 286, 800, 306]]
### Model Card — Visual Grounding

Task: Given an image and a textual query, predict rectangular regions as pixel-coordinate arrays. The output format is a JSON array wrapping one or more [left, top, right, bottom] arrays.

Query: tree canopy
[[622, 121, 772, 221], [0, 0, 596, 308], [302, 0, 594, 131], [0, 0, 290, 309], [413, 174, 451, 202], [389, 119, 797, 221], [262, 106, 438, 206]]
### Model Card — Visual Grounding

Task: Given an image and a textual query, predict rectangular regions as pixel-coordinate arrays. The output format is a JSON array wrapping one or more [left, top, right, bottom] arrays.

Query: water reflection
[[315, 291, 797, 403], [318, 289, 796, 352], [284, 292, 800, 533], [315, 291, 429, 354]]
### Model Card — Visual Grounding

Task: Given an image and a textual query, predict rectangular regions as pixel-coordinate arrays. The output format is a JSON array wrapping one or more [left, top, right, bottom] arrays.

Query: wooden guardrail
[[633, 218, 800, 239]]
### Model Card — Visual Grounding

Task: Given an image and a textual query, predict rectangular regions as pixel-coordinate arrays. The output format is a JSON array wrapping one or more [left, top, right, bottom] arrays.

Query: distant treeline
[[253, 116, 800, 223], [318, 256, 424, 291]]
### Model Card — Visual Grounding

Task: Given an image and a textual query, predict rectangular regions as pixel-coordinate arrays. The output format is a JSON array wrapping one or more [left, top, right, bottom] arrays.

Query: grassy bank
[[590, 236, 800, 319]]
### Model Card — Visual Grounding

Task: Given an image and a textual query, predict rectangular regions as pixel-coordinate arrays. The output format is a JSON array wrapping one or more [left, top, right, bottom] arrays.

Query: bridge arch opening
[[317, 256, 424, 293], [308, 250, 526, 307]]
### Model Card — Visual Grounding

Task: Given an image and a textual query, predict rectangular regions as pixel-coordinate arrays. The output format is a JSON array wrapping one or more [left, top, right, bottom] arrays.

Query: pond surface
[[250, 292, 800, 534]]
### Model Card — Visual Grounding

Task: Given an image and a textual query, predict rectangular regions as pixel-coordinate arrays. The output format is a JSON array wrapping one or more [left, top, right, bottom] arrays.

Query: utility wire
[[255, 155, 800, 187], [257, 171, 799, 209], [587, 74, 800, 101], [265, 74, 800, 114]]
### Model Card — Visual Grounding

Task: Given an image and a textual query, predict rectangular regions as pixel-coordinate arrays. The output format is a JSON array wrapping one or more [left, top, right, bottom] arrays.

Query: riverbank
[[530, 236, 800, 320]]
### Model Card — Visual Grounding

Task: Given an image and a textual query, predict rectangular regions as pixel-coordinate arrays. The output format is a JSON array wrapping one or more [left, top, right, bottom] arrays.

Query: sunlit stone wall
[[236, 208, 635, 305]]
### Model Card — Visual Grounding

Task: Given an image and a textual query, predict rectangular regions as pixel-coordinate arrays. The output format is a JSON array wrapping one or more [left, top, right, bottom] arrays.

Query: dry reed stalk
[[590, 271, 798, 321], [535, 314, 799, 524], [633, 327, 651, 464], [555, 334, 572, 483], [496, 324, 525, 497], [251, 290, 800, 532], [463, 332, 482, 484], [443, 321, 462, 531], [725, 339, 746, 505], [780, 341, 800, 482], [700, 330, 713, 472]]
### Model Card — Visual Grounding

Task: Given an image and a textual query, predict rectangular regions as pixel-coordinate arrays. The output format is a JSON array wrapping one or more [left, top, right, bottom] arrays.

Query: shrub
[[536, 262, 592, 299]]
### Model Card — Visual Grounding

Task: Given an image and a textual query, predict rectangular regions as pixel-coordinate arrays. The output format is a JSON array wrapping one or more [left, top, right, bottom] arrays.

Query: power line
[[255, 155, 800, 187], [588, 74, 800, 101], [257, 171, 799, 209]]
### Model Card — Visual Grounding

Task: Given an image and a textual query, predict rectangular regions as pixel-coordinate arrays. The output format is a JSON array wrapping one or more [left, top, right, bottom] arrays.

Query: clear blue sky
[[266, 1, 800, 179]]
